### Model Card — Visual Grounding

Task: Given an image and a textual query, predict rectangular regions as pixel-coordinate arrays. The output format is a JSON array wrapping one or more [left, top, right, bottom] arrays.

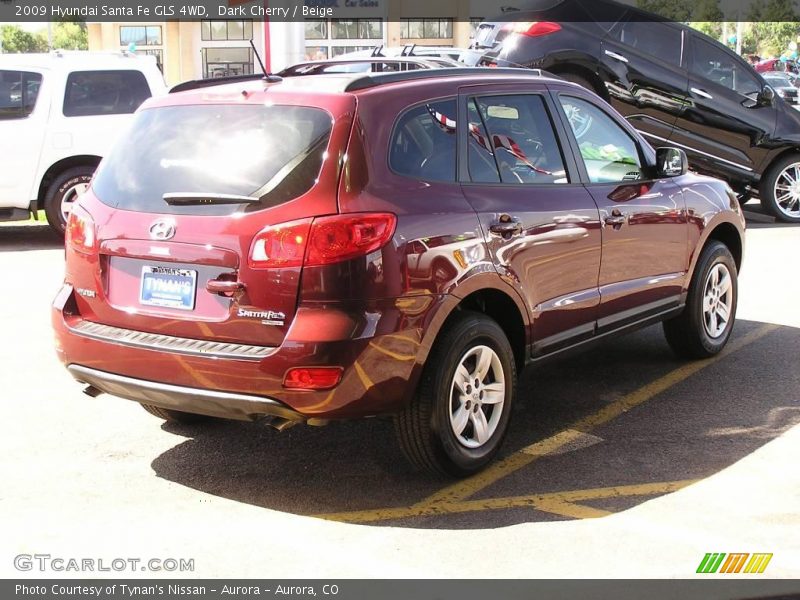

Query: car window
[[559, 96, 644, 184], [0, 70, 43, 120], [467, 99, 501, 183], [63, 70, 151, 117], [690, 37, 761, 96], [390, 99, 457, 182], [92, 104, 333, 216], [472, 95, 568, 185], [614, 21, 682, 66]]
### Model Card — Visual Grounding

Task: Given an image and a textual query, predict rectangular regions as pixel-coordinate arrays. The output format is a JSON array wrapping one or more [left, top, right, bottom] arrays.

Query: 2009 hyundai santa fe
[[53, 68, 745, 476]]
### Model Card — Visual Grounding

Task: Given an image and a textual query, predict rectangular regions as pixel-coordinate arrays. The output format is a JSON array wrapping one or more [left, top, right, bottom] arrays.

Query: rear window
[[0, 70, 42, 120], [92, 104, 332, 215], [63, 70, 151, 117]]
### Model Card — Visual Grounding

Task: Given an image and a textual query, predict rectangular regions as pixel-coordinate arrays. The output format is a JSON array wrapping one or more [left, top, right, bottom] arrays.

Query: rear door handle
[[690, 87, 713, 100], [206, 279, 245, 296], [604, 209, 627, 228], [489, 216, 523, 237], [604, 50, 629, 63]]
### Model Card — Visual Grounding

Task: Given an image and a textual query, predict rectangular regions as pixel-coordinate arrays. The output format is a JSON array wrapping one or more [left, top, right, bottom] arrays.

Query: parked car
[[0, 51, 166, 233], [754, 58, 799, 75], [474, 0, 800, 222], [53, 68, 744, 476], [761, 71, 800, 105], [278, 55, 457, 76]]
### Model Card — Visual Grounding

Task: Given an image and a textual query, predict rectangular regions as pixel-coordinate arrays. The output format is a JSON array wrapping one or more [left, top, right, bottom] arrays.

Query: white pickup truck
[[0, 51, 166, 233]]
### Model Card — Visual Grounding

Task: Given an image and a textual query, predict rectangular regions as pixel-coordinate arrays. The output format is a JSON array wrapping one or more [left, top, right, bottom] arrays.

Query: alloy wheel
[[703, 263, 734, 339]]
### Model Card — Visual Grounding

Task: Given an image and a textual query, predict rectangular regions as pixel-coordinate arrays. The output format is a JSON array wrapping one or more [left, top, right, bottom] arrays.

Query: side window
[[614, 21, 682, 66], [467, 99, 500, 183], [473, 95, 569, 185], [0, 70, 43, 120], [63, 70, 151, 118], [390, 99, 457, 182], [690, 37, 761, 96], [559, 96, 643, 184]]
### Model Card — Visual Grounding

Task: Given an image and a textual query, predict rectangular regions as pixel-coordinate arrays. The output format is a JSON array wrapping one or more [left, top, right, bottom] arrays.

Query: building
[[87, 0, 494, 86]]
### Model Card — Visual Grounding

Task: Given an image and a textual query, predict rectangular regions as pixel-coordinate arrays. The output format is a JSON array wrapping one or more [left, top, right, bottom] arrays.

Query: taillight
[[248, 219, 312, 269], [306, 213, 396, 266], [65, 207, 96, 254], [248, 213, 396, 269], [503, 21, 562, 37], [283, 367, 343, 390]]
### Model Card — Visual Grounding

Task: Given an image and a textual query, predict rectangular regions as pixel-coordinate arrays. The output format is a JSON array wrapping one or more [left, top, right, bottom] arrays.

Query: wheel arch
[[546, 63, 610, 102], [36, 155, 102, 211]]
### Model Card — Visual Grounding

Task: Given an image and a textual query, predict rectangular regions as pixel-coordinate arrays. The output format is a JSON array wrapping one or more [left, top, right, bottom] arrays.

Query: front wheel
[[394, 311, 517, 477], [44, 166, 94, 234], [760, 154, 800, 222], [663, 241, 738, 359]]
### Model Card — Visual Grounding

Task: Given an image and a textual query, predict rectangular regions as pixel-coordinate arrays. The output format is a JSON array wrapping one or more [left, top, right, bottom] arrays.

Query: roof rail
[[170, 73, 281, 94], [343, 67, 548, 92]]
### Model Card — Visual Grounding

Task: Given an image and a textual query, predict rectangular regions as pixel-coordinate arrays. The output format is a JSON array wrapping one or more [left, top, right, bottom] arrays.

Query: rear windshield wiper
[[163, 192, 260, 206]]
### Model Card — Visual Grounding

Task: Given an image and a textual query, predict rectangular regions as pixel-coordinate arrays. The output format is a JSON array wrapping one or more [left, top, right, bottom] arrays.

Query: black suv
[[475, 0, 800, 222]]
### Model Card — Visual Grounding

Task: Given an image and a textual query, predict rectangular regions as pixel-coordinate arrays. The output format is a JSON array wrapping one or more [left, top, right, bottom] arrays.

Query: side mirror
[[656, 147, 688, 178], [758, 85, 775, 106]]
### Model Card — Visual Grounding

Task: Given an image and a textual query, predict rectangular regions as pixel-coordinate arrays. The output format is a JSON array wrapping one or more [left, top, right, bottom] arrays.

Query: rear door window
[[390, 99, 457, 182], [613, 21, 683, 66], [0, 70, 43, 120], [63, 70, 152, 117], [92, 104, 333, 215], [470, 95, 569, 185]]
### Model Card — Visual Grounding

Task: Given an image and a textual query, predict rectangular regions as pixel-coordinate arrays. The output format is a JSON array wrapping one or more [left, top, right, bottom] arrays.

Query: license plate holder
[[139, 266, 197, 311]]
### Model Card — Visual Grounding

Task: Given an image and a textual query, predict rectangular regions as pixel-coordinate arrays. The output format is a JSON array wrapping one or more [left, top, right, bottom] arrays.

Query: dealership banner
[[4, 580, 800, 599], [3, 0, 800, 23]]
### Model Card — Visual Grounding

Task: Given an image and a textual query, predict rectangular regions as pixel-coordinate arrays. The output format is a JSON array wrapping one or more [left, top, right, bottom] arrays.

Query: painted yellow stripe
[[744, 554, 759, 573], [757, 554, 773, 573], [353, 360, 374, 391], [318, 479, 699, 523], [418, 324, 778, 509], [367, 342, 416, 361]]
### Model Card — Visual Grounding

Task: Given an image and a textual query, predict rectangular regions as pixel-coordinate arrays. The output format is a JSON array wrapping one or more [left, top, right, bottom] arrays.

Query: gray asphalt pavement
[[1, 210, 798, 578]]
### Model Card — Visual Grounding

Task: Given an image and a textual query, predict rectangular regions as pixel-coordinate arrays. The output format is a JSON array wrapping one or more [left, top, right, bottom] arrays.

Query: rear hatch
[[70, 93, 354, 348]]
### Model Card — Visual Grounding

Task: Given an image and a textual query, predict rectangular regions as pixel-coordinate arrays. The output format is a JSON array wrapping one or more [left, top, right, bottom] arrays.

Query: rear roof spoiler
[[169, 74, 281, 94]]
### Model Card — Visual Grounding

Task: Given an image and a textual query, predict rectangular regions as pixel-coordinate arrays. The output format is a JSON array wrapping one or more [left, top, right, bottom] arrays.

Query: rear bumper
[[68, 364, 305, 423], [53, 284, 445, 420]]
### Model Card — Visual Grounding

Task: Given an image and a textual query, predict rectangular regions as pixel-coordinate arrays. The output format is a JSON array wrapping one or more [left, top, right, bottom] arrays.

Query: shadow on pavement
[[151, 319, 799, 529], [0, 224, 63, 252]]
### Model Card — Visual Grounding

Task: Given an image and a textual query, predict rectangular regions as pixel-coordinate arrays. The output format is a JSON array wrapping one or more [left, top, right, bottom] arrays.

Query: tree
[[52, 22, 88, 51], [0, 25, 48, 53], [637, 0, 693, 21], [689, 0, 725, 39]]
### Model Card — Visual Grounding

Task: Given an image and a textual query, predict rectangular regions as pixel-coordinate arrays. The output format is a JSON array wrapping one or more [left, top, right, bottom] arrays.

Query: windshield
[[92, 104, 333, 215]]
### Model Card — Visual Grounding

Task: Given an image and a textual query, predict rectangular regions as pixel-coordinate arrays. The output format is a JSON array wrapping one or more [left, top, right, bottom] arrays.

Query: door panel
[[668, 33, 776, 180], [555, 93, 688, 327], [458, 89, 602, 354], [600, 20, 689, 142]]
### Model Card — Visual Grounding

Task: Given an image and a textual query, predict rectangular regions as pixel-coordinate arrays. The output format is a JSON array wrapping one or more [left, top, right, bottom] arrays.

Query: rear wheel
[[44, 166, 94, 234], [760, 154, 800, 222], [394, 311, 516, 477], [663, 241, 738, 359], [140, 404, 211, 424]]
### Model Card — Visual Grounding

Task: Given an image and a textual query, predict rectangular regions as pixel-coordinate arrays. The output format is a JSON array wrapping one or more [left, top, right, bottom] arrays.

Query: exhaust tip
[[261, 416, 300, 432], [82, 385, 103, 398]]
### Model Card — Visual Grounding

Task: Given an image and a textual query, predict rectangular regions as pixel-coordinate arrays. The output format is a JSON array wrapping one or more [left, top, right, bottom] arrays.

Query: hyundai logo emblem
[[149, 219, 176, 241]]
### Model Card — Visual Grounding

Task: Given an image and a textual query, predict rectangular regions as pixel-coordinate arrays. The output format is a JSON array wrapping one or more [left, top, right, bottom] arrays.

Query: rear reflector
[[249, 213, 396, 269], [283, 367, 344, 390], [503, 21, 562, 37]]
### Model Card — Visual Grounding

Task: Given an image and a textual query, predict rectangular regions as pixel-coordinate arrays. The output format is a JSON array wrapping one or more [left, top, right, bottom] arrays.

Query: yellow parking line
[[318, 479, 699, 523], [316, 323, 777, 524], [367, 342, 417, 361], [353, 360, 374, 391]]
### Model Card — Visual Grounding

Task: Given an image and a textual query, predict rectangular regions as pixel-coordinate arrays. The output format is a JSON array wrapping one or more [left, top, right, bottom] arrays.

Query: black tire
[[394, 311, 517, 477], [43, 166, 94, 234], [759, 153, 800, 223], [140, 403, 210, 424], [663, 241, 738, 359]]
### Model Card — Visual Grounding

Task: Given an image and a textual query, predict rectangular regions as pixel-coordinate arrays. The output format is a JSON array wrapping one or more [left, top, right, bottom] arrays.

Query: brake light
[[248, 213, 396, 269], [248, 219, 313, 269], [503, 21, 562, 37], [65, 208, 96, 254], [306, 213, 396, 266], [283, 367, 343, 390]]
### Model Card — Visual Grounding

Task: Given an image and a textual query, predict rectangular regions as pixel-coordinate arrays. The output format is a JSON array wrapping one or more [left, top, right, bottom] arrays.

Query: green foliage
[[52, 22, 88, 51], [0, 25, 47, 53], [637, 0, 693, 21]]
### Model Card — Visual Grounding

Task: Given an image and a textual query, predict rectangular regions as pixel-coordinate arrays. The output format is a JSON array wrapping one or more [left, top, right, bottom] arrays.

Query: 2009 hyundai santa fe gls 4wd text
[[53, 69, 745, 476]]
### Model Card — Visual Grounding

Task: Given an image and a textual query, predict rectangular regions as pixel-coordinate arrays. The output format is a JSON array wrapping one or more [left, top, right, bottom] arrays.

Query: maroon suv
[[53, 69, 745, 476]]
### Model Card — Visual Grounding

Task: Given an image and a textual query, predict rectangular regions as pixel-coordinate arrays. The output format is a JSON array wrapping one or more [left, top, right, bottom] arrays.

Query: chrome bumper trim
[[68, 320, 276, 361], [67, 365, 303, 422]]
